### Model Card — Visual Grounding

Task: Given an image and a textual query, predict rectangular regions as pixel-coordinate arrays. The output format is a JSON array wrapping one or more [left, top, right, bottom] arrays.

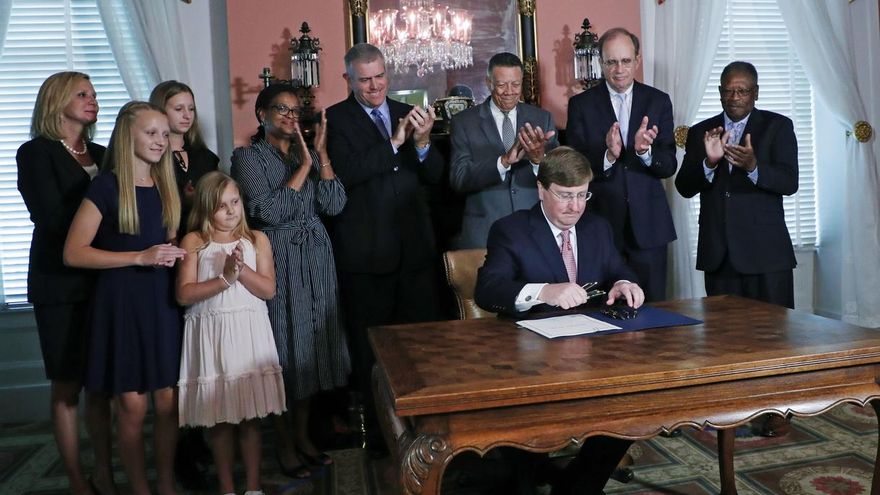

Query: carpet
[[1, 403, 877, 494]]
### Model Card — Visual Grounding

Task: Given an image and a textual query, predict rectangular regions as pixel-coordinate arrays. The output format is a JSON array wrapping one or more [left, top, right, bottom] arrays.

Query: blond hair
[[103, 101, 181, 235], [30, 71, 96, 140], [188, 171, 255, 248], [149, 80, 206, 149]]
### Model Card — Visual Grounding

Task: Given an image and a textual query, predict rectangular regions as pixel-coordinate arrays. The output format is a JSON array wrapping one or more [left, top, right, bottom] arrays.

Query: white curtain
[[97, 0, 191, 99], [640, 0, 728, 299], [777, 0, 880, 327], [0, 1, 12, 56]]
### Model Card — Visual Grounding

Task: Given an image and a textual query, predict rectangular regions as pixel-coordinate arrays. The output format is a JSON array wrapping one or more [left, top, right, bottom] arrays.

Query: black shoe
[[610, 467, 634, 483], [174, 455, 209, 490]]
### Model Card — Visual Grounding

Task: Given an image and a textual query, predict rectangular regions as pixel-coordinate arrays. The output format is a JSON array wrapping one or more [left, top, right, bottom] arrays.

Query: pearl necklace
[[60, 138, 87, 156]]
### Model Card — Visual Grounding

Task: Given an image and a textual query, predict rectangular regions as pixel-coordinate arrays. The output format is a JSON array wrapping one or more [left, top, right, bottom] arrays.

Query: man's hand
[[517, 123, 557, 164], [606, 281, 645, 309], [605, 122, 623, 163], [703, 126, 728, 168], [633, 116, 658, 155], [390, 115, 411, 149], [724, 133, 757, 172], [538, 283, 588, 309], [500, 140, 525, 169], [409, 105, 435, 148]]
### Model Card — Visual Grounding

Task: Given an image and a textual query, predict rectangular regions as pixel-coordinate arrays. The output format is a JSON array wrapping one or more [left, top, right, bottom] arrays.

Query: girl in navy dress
[[64, 101, 187, 495]]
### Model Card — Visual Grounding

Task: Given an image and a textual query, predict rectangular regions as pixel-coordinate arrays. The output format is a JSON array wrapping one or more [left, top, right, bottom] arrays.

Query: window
[[0, 0, 142, 306], [688, 0, 819, 253]]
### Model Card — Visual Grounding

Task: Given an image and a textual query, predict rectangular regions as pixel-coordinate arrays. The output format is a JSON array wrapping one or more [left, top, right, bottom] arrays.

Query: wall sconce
[[291, 22, 321, 90], [573, 18, 601, 89]]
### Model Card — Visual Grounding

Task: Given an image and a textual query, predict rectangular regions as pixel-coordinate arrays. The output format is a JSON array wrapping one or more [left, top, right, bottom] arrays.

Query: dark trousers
[[553, 437, 633, 495], [705, 255, 794, 309], [621, 220, 668, 302], [338, 265, 440, 439]]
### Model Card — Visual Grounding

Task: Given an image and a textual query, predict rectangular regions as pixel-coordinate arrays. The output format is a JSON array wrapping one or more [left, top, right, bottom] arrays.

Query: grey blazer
[[449, 100, 558, 249]]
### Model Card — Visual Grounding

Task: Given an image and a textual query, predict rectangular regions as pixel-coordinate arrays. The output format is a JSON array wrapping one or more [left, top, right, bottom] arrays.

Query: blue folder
[[580, 305, 703, 334]]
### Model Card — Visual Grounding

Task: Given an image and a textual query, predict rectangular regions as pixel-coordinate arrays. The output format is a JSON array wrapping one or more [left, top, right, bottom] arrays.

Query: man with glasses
[[566, 27, 677, 303], [675, 60, 798, 438], [475, 146, 641, 495], [449, 52, 558, 248], [325, 43, 445, 454], [475, 146, 643, 316]]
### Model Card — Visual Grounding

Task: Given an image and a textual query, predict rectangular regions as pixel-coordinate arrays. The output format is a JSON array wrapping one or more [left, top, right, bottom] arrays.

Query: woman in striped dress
[[231, 83, 350, 477]]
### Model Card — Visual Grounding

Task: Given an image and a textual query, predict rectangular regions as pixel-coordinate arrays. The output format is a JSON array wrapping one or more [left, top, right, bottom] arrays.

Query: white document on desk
[[517, 314, 621, 338]]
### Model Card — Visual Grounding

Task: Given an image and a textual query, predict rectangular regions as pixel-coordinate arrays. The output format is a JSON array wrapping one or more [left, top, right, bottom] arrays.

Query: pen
[[581, 281, 598, 291]]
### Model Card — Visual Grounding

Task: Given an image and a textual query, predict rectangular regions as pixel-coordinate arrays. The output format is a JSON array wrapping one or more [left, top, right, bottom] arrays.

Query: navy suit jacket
[[449, 100, 558, 249], [475, 203, 637, 316], [326, 93, 444, 273], [566, 80, 677, 250], [675, 109, 798, 274]]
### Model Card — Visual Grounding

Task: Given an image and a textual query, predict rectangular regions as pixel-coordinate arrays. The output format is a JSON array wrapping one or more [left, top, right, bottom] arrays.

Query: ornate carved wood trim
[[401, 433, 449, 495]]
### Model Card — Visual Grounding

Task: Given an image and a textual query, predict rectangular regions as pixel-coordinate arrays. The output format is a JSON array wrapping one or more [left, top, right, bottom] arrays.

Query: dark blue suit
[[675, 109, 798, 307], [475, 203, 636, 316], [567, 81, 677, 301], [474, 202, 636, 493]]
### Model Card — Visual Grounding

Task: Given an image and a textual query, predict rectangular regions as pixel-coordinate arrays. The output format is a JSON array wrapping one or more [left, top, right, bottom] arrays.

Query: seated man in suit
[[475, 146, 643, 494], [449, 52, 558, 249]]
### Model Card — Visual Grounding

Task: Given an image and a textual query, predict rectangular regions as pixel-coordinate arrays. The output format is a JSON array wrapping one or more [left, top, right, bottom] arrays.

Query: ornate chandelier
[[369, 0, 474, 77]]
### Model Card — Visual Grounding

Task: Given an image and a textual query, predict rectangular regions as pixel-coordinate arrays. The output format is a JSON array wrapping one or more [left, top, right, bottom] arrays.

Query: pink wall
[[226, 1, 642, 144], [226, 0, 349, 147], [536, 0, 642, 129]]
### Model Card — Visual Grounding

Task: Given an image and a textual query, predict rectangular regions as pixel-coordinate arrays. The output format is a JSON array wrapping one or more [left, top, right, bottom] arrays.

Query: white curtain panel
[[97, 0, 191, 99], [0, 1, 11, 57], [640, 0, 728, 299], [777, 0, 880, 327]]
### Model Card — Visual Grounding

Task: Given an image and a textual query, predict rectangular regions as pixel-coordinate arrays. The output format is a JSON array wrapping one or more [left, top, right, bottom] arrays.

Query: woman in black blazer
[[16, 71, 115, 495], [149, 80, 220, 242]]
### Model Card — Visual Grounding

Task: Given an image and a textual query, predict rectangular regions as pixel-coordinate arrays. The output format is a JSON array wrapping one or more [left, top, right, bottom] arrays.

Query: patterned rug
[[1, 404, 877, 494]]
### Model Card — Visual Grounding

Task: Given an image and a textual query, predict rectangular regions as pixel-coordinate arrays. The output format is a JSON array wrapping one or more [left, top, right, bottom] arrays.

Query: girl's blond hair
[[188, 171, 255, 248], [148, 80, 206, 150], [103, 101, 180, 235]]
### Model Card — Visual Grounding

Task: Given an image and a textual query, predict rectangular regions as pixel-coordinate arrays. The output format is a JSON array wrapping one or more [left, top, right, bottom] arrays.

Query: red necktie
[[560, 230, 577, 283]]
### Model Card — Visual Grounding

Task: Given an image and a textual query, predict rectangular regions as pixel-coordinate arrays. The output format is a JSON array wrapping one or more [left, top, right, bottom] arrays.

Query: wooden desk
[[369, 296, 880, 494]]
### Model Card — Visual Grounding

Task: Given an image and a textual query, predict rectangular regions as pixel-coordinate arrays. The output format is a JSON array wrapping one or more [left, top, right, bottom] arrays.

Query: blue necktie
[[371, 108, 390, 140]]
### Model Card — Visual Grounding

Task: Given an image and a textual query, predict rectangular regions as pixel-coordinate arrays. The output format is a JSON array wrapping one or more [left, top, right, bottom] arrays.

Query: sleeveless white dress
[[178, 237, 286, 426]]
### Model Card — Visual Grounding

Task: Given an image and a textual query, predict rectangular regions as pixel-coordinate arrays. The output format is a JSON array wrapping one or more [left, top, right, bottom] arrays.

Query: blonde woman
[[17, 71, 116, 495], [64, 101, 187, 495]]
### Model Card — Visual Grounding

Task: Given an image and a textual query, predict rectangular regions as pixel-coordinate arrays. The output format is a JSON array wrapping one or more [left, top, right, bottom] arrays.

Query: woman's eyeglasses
[[271, 104, 302, 117]]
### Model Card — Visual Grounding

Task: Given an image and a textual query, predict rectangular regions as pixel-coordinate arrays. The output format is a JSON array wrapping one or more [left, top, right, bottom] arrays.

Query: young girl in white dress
[[176, 171, 286, 495]]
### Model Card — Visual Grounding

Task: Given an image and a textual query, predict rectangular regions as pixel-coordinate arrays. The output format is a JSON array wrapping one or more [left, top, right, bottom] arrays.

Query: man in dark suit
[[449, 52, 558, 249], [475, 146, 642, 495], [566, 27, 677, 302], [675, 60, 798, 439], [326, 43, 445, 451], [675, 61, 798, 309]]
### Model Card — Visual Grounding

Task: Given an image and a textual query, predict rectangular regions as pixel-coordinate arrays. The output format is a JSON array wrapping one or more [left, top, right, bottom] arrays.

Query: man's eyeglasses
[[548, 188, 592, 203], [719, 87, 755, 98], [601, 58, 634, 69], [271, 104, 302, 117]]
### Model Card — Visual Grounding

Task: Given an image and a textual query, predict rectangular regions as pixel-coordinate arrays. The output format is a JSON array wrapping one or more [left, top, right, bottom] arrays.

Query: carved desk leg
[[872, 400, 880, 495], [717, 428, 738, 495], [399, 433, 450, 495]]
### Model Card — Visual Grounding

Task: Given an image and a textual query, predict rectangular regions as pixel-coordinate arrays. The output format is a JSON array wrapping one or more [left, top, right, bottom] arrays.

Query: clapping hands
[[222, 242, 244, 284]]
